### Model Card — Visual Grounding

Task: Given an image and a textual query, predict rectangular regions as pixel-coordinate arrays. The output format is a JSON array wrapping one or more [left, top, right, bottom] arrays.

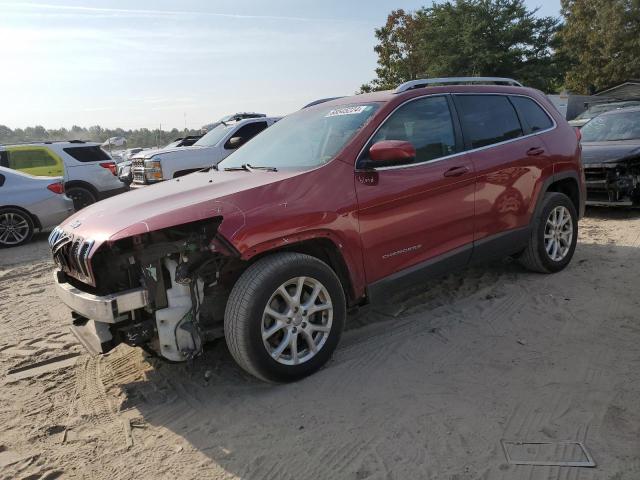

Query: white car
[[130, 117, 280, 185], [0, 141, 127, 210], [0, 167, 74, 247]]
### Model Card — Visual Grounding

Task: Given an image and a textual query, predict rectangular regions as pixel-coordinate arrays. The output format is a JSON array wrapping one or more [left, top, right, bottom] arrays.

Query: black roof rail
[[395, 77, 523, 93], [302, 97, 345, 109]]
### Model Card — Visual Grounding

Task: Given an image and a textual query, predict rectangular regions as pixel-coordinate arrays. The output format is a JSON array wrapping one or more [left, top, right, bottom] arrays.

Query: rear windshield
[[581, 110, 640, 142], [63, 146, 111, 162], [218, 103, 380, 170]]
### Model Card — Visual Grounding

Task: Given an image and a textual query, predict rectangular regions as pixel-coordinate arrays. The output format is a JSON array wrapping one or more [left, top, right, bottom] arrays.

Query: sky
[[1, 0, 562, 130]]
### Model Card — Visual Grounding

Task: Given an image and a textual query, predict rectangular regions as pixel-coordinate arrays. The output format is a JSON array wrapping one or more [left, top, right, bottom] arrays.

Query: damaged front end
[[584, 158, 640, 206], [50, 218, 242, 361]]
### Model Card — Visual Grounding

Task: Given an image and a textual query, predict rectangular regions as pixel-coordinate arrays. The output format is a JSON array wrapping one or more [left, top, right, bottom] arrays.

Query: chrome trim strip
[[356, 93, 557, 172]]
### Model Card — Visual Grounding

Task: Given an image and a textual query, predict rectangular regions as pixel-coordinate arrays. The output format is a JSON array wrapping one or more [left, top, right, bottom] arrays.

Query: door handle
[[527, 147, 545, 156], [443, 166, 469, 177]]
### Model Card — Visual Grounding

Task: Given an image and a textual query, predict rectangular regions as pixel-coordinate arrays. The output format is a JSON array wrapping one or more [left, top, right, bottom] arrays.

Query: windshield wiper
[[223, 163, 277, 172]]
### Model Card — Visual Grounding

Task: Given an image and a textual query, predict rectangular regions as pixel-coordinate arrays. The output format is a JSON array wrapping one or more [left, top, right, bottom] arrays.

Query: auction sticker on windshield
[[325, 106, 371, 117]]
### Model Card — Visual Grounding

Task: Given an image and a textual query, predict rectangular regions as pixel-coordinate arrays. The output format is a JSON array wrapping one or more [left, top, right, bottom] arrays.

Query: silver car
[[0, 167, 74, 247]]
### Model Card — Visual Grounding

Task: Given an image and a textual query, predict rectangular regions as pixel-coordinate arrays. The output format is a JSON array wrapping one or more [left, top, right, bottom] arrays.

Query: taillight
[[574, 127, 582, 142], [100, 161, 117, 175], [47, 182, 64, 194]]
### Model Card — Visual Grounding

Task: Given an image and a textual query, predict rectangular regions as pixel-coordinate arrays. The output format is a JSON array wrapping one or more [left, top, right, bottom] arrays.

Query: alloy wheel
[[544, 205, 573, 261], [261, 276, 333, 366], [0, 212, 30, 246]]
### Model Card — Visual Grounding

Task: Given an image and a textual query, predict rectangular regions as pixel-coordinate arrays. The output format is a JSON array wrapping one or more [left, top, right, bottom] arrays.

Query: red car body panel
[[57, 85, 583, 300]]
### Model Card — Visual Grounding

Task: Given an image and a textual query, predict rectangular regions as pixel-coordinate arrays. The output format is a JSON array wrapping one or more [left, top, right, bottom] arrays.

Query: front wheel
[[518, 192, 578, 273], [224, 252, 346, 383]]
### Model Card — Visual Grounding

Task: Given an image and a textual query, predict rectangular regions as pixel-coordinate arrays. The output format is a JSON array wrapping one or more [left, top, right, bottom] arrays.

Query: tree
[[558, 0, 640, 94], [361, 0, 563, 93]]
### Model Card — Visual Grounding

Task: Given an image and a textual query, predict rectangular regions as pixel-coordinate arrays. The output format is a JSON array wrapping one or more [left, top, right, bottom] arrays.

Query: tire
[[224, 252, 346, 383], [66, 186, 97, 210], [518, 192, 578, 273], [0, 208, 35, 248]]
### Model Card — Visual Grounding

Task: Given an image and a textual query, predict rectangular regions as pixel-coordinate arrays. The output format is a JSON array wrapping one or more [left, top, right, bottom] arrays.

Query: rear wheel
[[66, 186, 97, 210], [518, 192, 578, 273], [224, 252, 346, 383], [0, 208, 34, 248]]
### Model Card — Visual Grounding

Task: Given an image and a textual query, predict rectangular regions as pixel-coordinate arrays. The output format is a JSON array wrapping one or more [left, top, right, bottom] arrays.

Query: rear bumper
[[54, 271, 149, 323]]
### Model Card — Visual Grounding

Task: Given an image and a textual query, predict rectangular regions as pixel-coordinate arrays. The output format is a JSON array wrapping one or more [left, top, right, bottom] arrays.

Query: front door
[[355, 95, 476, 285]]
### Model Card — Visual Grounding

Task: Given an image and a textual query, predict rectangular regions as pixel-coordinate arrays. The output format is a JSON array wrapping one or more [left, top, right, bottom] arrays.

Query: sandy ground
[[0, 208, 639, 480]]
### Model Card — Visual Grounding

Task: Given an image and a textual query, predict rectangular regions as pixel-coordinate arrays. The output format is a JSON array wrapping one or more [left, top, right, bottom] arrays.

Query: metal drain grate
[[501, 440, 596, 467]]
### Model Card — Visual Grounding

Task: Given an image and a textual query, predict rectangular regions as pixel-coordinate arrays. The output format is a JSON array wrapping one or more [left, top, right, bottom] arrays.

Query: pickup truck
[[131, 117, 280, 185]]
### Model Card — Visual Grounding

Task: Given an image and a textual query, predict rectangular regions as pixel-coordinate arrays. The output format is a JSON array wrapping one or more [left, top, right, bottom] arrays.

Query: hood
[[581, 140, 640, 165], [133, 144, 209, 159], [58, 169, 299, 244]]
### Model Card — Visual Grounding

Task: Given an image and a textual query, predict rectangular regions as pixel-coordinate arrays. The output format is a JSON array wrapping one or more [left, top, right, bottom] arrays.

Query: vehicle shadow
[[0, 231, 51, 268], [585, 205, 640, 220], [102, 241, 640, 479]]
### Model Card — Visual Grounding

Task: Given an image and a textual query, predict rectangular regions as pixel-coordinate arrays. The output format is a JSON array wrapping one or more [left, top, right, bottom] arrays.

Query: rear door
[[453, 94, 554, 252], [355, 95, 476, 285], [3, 147, 64, 176]]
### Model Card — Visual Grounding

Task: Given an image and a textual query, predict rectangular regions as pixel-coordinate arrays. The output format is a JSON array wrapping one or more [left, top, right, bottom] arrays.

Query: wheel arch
[[64, 180, 99, 198], [534, 171, 582, 220], [245, 236, 359, 306]]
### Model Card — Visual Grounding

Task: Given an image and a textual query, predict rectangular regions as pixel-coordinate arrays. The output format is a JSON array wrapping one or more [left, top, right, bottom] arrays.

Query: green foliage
[[361, 0, 564, 93], [0, 125, 202, 148], [558, 0, 640, 94]]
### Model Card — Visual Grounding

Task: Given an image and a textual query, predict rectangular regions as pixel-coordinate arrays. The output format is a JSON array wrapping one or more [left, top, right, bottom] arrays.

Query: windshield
[[218, 103, 380, 170], [194, 123, 234, 147], [576, 102, 640, 120], [581, 110, 640, 142]]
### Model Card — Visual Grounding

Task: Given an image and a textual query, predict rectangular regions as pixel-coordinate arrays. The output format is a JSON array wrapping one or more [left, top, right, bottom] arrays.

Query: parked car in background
[[581, 106, 640, 206], [0, 167, 74, 247], [568, 100, 640, 128], [50, 78, 584, 383], [0, 141, 127, 210], [130, 116, 280, 186]]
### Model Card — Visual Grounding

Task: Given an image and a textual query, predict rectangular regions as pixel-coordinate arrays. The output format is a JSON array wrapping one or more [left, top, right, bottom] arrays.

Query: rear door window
[[510, 96, 554, 133], [454, 95, 524, 149], [8, 149, 58, 168], [224, 121, 268, 149], [63, 146, 111, 162], [5, 147, 63, 176]]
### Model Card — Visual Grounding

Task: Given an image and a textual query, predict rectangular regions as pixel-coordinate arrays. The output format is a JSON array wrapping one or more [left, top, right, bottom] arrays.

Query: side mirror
[[228, 136, 244, 148], [367, 140, 416, 167]]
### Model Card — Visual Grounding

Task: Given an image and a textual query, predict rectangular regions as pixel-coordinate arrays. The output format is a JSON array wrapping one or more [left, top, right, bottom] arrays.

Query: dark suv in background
[[50, 77, 584, 383]]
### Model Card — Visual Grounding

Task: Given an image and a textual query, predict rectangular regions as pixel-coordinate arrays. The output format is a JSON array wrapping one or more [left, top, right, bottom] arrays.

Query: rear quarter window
[[63, 146, 111, 162], [454, 95, 524, 149], [510, 96, 554, 133]]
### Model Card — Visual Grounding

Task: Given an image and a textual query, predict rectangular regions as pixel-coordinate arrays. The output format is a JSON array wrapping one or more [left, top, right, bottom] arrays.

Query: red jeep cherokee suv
[[50, 78, 585, 382]]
